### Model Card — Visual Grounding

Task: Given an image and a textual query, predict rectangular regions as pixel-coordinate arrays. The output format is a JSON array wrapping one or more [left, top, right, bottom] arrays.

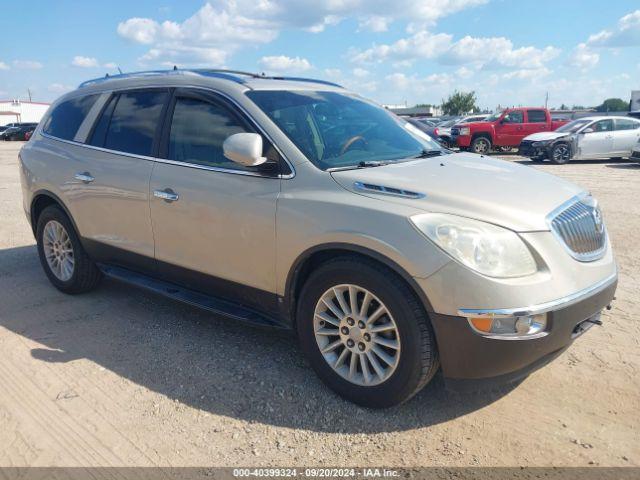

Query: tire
[[36, 205, 102, 294], [550, 143, 571, 164], [296, 256, 439, 408], [470, 136, 492, 155]]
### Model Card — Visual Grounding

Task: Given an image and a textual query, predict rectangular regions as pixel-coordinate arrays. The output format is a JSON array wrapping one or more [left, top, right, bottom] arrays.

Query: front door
[[578, 119, 614, 159], [496, 110, 524, 146], [149, 88, 281, 312]]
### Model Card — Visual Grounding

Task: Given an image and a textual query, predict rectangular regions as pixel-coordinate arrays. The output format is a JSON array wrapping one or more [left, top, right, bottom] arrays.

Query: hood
[[330, 152, 584, 232], [523, 131, 570, 142]]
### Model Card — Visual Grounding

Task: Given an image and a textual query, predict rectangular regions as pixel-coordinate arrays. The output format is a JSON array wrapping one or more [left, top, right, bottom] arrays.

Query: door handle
[[154, 188, 179, 202], [74, 172, 94, 183]]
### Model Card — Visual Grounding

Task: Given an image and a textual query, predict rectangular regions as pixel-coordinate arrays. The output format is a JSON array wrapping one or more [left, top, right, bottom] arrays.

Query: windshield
[[484, 112, 503, 122], [438, 119, 459, 127], [555, 119, 592, 133], [246, 90, 446, 170]]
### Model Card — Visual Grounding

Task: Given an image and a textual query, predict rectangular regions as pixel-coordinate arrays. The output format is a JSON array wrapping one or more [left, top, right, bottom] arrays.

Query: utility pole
[[545, 91, 549, 109], [27, 88, 32, 102]]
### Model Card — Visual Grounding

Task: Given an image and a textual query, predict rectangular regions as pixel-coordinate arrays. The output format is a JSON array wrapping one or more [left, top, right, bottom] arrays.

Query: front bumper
[[518, 142, 549, 158], [429, 273, 617, 391]]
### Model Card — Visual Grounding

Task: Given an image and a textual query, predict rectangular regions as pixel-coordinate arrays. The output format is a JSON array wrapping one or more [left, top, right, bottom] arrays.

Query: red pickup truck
[[452, 108, 569, 154]]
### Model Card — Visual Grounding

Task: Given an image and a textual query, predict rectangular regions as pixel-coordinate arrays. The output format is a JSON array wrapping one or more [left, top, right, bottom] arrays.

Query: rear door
[[149, 88, 282, 312], [495, 110, 524, 146], [578, 119, 614, 158], [612, 118, 640, 155], [525, 109, 549, 135], [70, 89, 169, 269]]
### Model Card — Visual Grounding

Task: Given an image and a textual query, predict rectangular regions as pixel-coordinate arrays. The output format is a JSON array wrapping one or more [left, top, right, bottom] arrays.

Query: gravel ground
[[0, 141, 638, 467]]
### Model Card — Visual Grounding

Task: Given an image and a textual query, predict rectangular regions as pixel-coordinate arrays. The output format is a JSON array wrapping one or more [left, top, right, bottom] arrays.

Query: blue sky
[[1, 0, 639, 109]]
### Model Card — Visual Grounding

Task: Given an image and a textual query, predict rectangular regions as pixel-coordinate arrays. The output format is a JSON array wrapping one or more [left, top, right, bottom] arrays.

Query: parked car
[[2, 124, 37, 141], [453, 108, 569, 154], [24, 129, 34, 141], [631, 137, 640, 163], [519, 116, 640, 164], [0, 125, 8, 134], [19, 70, 617, 408]]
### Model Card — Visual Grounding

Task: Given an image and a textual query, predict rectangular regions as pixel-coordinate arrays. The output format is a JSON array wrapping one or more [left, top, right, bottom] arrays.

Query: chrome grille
[[549, 197, 606, 262]]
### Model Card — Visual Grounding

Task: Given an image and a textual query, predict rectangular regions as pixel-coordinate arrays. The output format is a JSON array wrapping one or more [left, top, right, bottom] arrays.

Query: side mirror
[[223, 133, 267, 167], [582, 127, 594, 134]]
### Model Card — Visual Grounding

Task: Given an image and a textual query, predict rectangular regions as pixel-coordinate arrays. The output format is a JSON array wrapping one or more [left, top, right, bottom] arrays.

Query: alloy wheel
[[43, 220, 75, 281], [313, 284, 401, 387], [553, 144, 570, 162]]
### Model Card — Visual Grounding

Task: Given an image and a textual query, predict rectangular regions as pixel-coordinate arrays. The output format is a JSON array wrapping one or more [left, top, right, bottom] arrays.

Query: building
[[385, 105, 442, 117], [0, 100, 50, 126]]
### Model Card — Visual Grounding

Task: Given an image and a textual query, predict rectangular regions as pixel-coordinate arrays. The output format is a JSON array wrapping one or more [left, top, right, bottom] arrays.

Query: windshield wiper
[[327, 161, 392, 172], [413, 149, 446, 158]]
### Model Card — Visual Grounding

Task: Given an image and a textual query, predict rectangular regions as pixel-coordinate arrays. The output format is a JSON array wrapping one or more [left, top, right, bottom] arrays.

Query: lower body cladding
[[632, 150, 640, 162], [427, 276, 617, 392]]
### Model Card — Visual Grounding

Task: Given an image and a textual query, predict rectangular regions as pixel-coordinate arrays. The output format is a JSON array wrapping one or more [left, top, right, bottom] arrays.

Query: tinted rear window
[[42, 94, 99, 140], [103, 90, 168, 156]]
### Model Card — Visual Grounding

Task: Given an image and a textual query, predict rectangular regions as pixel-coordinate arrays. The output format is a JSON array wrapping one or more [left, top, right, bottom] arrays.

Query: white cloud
[[352, 67, 370, 78], [0, 61, 9, 70], [72, 56, 100, 68], [258, 55, 312, 73], [350, 31, 560, 72], [117, 1, 490, 66], [456, 66, 473, 78], [103, 62, 118, 69], [587, 9, 640, 47], [502, 67, 551, 81], [48, 83, 74, 94], [568, 43, 599, 70], [13, 60, 43, 69]]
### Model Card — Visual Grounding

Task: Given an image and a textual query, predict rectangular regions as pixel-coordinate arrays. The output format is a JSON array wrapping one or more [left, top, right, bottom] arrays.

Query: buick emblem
[[592, 208, 604, 233]]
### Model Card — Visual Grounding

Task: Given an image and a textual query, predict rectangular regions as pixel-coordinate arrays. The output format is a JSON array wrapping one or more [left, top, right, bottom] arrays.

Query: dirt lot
[[0, 141, 638, 468]]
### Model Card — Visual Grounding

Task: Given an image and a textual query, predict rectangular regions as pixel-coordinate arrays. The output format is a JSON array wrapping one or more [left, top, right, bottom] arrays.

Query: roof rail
[[267, 76, 343, 88], [78, 68, 343, 89]]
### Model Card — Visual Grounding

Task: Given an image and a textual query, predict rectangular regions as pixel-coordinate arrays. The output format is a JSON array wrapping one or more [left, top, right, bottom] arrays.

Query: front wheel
[[297, 257, 439, 408], [470, 137, 492, 155], [550, 143, 571, 164]]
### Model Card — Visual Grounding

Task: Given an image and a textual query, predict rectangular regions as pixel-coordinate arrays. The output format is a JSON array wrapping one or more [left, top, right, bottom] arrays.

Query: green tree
[[441, 91, 478, 115], [596, 98, 629, 112]]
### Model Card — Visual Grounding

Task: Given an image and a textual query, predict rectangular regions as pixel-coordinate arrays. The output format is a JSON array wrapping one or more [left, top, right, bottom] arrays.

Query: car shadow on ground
[[0, 244, 518, 434]]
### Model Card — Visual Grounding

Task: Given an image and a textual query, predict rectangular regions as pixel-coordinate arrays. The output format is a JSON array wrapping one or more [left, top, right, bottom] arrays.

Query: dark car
[[1, 124, 37, 141]]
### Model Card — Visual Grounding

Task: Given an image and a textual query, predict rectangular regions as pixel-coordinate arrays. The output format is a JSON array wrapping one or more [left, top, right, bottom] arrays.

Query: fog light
[[468, 313, 547, 338]]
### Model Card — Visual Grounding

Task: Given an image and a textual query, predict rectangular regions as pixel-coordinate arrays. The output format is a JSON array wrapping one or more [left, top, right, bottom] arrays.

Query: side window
[[591, 120, 614, 132], [168, 97, 250, 170], [104, 90, 168, 156], [615, 118, 640, 131], [42, 94, 99, 140], [503, 111, 523, 123], [527, 110, 546, 123], [88, 94, 117, 147]]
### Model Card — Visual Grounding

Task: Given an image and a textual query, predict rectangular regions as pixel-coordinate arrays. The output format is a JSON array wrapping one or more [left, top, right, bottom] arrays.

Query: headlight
[[410, 213, 537, 278], [532, 141, 549, 147], [459, 127, 470, 136]]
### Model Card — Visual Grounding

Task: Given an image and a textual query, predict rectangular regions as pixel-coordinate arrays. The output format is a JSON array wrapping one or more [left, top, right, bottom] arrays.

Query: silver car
[[19, 70, 617, 407], [520, 116, 640, 163]]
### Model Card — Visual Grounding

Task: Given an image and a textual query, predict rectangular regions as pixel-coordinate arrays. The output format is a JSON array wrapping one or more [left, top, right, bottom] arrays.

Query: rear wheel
[[297, 257, 439, 408], [470, 136, 492, 155], [550, 143, 571, 164], [36, 205, 102, 294]]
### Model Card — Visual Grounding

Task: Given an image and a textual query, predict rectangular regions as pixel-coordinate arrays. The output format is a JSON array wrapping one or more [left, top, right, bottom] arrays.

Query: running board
[[99, 264, 285, 329]]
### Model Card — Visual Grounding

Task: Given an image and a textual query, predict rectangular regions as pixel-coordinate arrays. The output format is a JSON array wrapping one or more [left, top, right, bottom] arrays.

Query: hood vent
[[354, 181, 425, 199]]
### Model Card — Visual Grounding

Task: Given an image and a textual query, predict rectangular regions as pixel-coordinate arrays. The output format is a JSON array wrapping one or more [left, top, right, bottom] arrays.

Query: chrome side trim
[[39, 84, 296, 179], [458, 270, 617, 318], [353, 181, 425, 199]]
